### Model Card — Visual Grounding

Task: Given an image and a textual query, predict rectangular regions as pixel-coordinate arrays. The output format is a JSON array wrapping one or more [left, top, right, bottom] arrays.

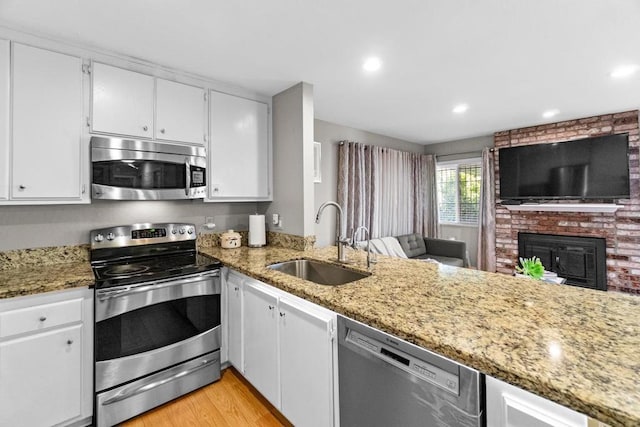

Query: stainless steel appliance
[[91, 136, 207, 200], [90, 223, 222, 427], [338, 315, 485, 427]]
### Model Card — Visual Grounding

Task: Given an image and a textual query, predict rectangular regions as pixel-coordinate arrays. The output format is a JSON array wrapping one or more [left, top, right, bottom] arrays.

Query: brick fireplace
[[494, 110, 640, 294]]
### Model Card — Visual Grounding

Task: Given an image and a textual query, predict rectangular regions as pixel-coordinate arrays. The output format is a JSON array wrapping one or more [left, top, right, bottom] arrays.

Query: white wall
[[424, 135, 494, 267], [0, 200, 260, 251], [313, 119, 424, 247]]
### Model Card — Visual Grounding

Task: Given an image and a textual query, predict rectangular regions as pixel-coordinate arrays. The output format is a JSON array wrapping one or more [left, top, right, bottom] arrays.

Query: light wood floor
[[122, 368, 291, 427]]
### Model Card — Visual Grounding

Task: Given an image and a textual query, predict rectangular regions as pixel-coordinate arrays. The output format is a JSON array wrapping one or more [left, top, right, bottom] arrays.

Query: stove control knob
[[171, 229, 177, 234], [94, 234, 104, 242], [106, 232, 115, 241], [179, 228, 186, 234], [187, 228, 194, 235]]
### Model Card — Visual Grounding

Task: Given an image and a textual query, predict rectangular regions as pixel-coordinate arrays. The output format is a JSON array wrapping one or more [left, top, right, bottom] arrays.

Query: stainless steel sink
[[267, 259, 370, 285]]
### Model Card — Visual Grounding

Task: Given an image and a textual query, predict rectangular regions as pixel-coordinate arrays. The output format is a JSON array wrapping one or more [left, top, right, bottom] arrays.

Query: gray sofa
[[396, 233, 468, 267]]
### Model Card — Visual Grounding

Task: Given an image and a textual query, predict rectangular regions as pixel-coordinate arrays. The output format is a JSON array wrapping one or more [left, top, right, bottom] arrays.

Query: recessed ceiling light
[[363, 57, 382, 72], [610, 64, 639, 79], [452, 104, 468, 114], [542, 109, 559, 119]]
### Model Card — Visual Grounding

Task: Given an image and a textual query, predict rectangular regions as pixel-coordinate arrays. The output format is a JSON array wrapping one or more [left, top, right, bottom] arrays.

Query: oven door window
[[96, 294, 220, 361], [93, 160, 186, 189]]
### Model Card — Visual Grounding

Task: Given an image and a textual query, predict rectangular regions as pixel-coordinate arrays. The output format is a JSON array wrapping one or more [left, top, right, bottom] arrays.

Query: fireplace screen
[[518, 233, 606, 291]]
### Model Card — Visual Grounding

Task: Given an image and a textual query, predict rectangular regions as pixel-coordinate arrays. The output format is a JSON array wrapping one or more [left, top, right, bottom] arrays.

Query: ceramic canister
[[220, 230, 242, 248]]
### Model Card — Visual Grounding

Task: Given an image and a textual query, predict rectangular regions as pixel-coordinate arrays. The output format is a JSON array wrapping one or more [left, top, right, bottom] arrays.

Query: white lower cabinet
[[278, 297, 335, 427], [243, 282, 280, 405], [224, 269, 337, 427], [0, 288, 93, 427], [224, 269, 244, 371], [486, 376, 587, 427]]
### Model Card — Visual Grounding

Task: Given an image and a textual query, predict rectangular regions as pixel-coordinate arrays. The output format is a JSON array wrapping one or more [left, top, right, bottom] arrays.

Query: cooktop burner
[[90, 222, 222, 289], [103, 264, 151, 277], [93, 252, 221, 289]]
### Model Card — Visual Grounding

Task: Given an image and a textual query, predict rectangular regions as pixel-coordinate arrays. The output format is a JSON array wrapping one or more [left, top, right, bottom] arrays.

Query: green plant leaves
[[515, 256, 545, 280]]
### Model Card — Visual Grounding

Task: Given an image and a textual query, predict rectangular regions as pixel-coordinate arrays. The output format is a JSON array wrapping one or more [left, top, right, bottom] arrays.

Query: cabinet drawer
[[0, 297, 83, 338]]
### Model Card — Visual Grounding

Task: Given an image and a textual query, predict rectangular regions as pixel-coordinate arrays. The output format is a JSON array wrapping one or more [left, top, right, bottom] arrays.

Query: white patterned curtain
[[338, 141, 439, 239], [477, 147, 496, 271]]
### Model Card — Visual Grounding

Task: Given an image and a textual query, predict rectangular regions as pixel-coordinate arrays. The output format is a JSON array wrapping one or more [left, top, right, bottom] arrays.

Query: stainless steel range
[[90, 223, 222, 427]]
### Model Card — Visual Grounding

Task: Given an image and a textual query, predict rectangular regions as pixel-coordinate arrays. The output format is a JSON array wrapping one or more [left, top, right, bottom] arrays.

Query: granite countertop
[[200, 245, 640, 427], [0, 245, 94, 299], [1, 243, 637, 425], [0, 262, 94, 299]]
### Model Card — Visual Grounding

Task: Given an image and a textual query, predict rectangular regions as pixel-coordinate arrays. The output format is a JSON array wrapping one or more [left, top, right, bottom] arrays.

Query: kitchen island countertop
[[200, 245, 640, 427]]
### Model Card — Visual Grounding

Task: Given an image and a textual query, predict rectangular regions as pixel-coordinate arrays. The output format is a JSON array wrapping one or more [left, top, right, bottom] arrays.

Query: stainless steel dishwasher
[[338, 316, 484, 427]]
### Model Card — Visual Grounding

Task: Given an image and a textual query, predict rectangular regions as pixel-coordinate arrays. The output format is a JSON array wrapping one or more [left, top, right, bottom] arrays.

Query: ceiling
[[1, 0, 639, 144]]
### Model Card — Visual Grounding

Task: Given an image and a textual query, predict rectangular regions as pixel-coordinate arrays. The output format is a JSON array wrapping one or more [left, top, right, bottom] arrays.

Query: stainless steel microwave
[[90, 136, 207, 200]]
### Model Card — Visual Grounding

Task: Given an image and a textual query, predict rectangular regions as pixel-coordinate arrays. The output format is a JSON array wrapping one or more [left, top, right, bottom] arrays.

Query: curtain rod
[[338, 141, 496, 152]]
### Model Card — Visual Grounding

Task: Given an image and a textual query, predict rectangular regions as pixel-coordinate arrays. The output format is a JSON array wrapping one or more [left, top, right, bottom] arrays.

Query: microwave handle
[[185, 159, 191, 196]]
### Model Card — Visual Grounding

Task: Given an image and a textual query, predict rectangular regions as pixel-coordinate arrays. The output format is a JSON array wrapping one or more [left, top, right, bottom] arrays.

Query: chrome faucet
[[315, 201, 349, 263], [351, 226, 376, 269]]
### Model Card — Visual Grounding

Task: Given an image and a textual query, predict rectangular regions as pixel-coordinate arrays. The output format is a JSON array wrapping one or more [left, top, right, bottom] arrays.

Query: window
[[436, 160, 481, 224]]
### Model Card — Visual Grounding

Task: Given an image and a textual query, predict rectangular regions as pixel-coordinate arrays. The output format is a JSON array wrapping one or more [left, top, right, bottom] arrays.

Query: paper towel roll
[[249, 214, 266, 247]]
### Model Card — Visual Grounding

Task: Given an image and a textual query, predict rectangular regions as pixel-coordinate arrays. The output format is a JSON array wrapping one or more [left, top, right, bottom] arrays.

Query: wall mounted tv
[[499, 133, 630, 201]]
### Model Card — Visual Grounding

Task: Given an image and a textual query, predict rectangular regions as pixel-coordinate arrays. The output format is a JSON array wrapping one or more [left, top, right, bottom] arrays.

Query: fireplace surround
[[518, 232, 607, 291]]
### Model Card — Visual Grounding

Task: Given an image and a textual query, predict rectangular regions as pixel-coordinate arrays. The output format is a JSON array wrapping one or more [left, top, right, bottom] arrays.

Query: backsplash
[[0, 244, 90, 270], [198, 231, 315, 251], [0, 231, 316, 271]]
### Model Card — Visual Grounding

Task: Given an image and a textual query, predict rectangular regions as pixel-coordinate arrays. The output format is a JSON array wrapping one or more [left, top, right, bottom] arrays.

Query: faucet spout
[[351, 226, 375, 270], [315, 201, 349, 263]]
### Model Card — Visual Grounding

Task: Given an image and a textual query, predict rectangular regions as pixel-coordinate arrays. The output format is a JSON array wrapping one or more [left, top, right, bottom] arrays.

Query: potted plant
[[515, 256, 545, 280]]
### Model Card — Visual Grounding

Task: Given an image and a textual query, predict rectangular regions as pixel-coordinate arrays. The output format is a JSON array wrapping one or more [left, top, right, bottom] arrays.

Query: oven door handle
[[97, 271, 219, 301], [185, 158, 191, 196], [101, 356, 218, 406]]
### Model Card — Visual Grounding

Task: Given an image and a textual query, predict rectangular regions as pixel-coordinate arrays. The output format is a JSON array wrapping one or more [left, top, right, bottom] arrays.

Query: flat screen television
[[499, 133, 630, 201]]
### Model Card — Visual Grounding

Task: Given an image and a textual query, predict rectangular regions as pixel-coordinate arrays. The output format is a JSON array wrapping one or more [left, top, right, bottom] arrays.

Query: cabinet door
[[209, 91, 270, 200], [226, 272, 243, 372], [0, 39, 8, 200], [156, 78, 206, 144], [486, 376, 587, 427], [12, 43, 83, 200], [0, 324, 83, 427], [243, 282, 279, 407], [92, 62, 154, 138], [279, 298, 334, 427]]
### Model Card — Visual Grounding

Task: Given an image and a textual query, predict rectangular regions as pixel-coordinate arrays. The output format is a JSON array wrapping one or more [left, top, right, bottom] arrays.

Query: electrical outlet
[[272, 213, 279, 225]]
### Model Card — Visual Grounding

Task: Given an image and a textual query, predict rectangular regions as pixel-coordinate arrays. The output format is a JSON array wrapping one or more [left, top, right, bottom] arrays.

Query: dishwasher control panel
[[347, 329, 460, 395]]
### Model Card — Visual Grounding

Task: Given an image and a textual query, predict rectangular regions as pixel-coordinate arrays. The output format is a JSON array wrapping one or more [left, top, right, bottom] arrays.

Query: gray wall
[[0, 200, 259, 251], [313, 119, 424, 247], [266, 82, 315, 237], [424, 135, 494, 267]]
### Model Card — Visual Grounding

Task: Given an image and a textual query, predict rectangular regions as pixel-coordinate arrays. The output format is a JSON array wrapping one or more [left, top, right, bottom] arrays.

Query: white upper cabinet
[[0, 39, 9, 200], [91, 62, 154, 139], [11, 43, 85, 201], [92, 62, 206, 145], [156, 79, 206, 144], [208, 90, 271, 201]]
